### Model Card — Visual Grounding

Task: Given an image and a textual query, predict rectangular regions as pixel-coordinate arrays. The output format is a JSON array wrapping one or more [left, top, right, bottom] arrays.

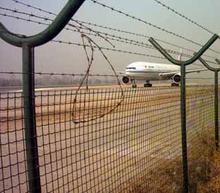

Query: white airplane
[[121, 61, 206, 88]]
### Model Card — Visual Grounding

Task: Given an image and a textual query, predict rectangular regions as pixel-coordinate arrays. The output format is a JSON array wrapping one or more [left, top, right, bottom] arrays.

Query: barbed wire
[[71, 20, 195, 58], [0, 12, 215, 68], [89, 0, 220, 55], [0, 12, 50, 26], [1, 9, 218, 67], [12, 0, 56, 16], [53, 39, 218, 67], [0, 7, 87, 34], [0, 6, 52, 22], [2, 12, 220, 68], [0, 9, 165, 59], [0, 13, 149, 52], [73, 20, 193, 52], [9, 0, 199, 54], [2, 6, 219, 67], [3, 0, 215, 124], [70, 34, 125, 124], [2, 4, 114, 49], [0, 71, 122, 77], [0, 14, 167, 67], [4, 2, 125, 123], [7, 0, 219, 59], [0, 71, 213, 79], [71, 19, 219, 61], [0, 9, 159, 51], [81, 35, 95, 89], [51, 39, 167, 60], [0, 8, 184, 55], [10, 0, 111, 43], [152, 0, 214, 35], [0, 9, 169, 49]]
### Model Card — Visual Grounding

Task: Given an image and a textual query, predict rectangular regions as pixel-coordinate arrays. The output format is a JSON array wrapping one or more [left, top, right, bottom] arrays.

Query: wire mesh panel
[[0, 85, 218, 193], [0, 92, 28, 193], [34, 86, 183, 193], [186, 86, 215, 192], [186, 86, 215, 144]]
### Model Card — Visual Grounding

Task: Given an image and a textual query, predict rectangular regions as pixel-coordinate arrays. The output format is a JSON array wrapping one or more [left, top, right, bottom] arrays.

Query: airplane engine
[[122, 76, 129, 84], [172, 74, 181, 83]]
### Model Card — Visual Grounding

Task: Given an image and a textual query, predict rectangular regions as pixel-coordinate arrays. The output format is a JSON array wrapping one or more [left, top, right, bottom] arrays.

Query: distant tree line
[[0, 76, 117, 88], [0, 78, 22, 86]]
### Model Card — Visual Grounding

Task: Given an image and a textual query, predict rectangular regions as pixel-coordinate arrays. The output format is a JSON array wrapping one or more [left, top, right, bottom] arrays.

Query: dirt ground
[[197, 150, 220, 193]]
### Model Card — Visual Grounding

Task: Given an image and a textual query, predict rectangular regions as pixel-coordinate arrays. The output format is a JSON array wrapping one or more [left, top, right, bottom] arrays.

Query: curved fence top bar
[[198, 57, 220, 72], [149, 34, 219, 66], [0, 0, 85, 47], [198, 57, 220, 71]]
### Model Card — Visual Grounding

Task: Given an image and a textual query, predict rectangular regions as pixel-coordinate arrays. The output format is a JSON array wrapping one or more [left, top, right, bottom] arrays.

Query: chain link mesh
[[0, 85, 217, 192]]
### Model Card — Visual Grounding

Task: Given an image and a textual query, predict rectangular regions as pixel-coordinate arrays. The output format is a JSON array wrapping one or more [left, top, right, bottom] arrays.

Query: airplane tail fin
[[177, 48, 183, 61]]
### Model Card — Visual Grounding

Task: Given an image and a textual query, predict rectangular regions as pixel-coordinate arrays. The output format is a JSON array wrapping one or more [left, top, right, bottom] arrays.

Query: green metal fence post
[[214, 59, 220, 149], [149, 34, 218, 193], [22, 45, 41, 193], [180, 63, 189, 193], [0, 0, 85, 192]]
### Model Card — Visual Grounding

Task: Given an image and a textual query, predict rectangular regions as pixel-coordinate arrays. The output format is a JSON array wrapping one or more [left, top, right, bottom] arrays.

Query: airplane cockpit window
[[126, 67, 136, 70]]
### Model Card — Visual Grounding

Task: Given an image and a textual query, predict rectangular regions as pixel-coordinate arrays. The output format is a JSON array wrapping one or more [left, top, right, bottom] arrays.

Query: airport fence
[[0, 84, 217, 193], [0, 0, 220, 192]]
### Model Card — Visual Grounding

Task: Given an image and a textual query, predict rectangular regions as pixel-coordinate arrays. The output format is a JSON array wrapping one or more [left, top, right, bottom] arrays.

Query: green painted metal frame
[[0, 0, 85, 192], [149, 34, 219, 193]]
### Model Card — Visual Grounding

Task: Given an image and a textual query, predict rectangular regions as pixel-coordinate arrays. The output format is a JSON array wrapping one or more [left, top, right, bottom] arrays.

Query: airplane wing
[[117, 71, 126, 76], [185, 68, 208, 74], [159, 68, 207, 78]]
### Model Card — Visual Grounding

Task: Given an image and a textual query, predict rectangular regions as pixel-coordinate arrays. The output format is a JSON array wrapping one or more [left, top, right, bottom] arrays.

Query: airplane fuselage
[[125, 61, 180, 81]]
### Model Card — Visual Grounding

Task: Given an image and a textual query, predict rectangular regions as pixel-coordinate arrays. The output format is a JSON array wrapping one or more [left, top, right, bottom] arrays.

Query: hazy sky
[[0, 0, 220, 81]]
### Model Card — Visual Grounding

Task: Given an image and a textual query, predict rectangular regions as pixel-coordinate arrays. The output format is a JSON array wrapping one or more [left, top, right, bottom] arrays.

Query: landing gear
[[171, 83, 179, 87], [131, 79, 137, 88], [144, 80, 152, 87], [132, 84, 137, 88]]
